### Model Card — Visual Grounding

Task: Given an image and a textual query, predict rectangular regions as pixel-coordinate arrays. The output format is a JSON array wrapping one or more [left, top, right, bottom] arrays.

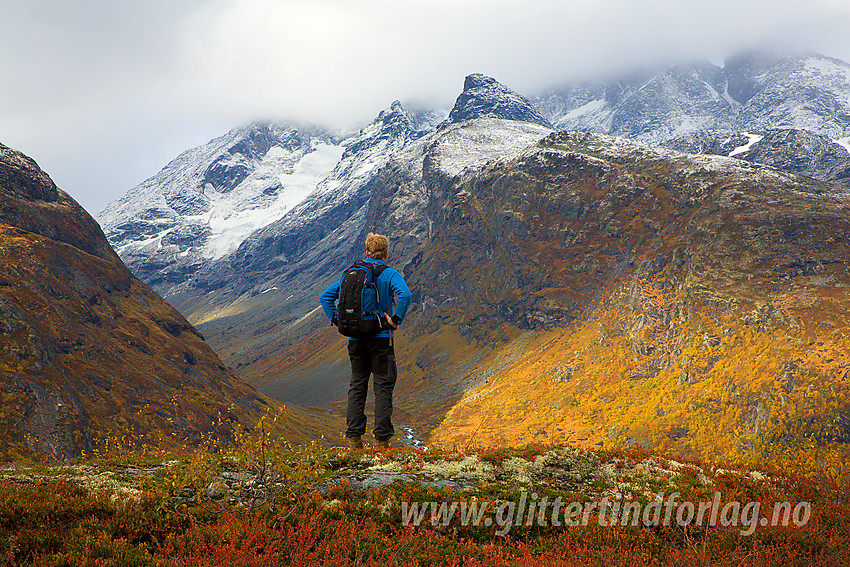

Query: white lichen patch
[[713, 468, 740, 477], [632, 456, 708, 483], [748, 470, 779, 484], [79, 471, 120, 493], [500, 457, 535, 485], [613, 456, 715, 499], [419, 455, 495, 480], [495, 447, 601, 490], [0, 464, 144, 508], [110, 486, 143, 507], [597, 462, 618, 484], [364, 460, 404, 473], [379, 496, 396, 515]]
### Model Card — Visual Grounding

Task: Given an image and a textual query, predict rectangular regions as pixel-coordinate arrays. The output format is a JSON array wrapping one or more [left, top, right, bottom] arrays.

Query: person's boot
[[375, 438, 390, 448], [346, 436, 363, 450]]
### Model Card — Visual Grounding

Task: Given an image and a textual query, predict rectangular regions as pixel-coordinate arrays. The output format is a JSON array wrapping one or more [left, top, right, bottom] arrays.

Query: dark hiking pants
[[346, 337, 397, 441]]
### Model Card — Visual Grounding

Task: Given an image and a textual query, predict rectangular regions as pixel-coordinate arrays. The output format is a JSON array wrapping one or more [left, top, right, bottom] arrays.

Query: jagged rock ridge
[[533, 51, 850, 144]]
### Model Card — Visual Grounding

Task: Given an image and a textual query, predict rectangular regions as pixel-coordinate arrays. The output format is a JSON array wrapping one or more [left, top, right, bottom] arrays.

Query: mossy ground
[[1, 435, 847, 566]]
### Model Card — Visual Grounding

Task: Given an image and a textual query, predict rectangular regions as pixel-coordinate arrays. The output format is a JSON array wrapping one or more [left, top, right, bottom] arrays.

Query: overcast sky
[[2, 0, 850, 215]]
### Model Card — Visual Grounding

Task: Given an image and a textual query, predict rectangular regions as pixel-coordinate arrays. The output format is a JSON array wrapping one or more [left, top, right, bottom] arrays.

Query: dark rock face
[[0, 145, 115, 261], [664, 130, 752, 156], [203, 160, 251, 193], [0, 144, 60, 202], [667, 128, 850, 187], [448, 74, 554, 129]]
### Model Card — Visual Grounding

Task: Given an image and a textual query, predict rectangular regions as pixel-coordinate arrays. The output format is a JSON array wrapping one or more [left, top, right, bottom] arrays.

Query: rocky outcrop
[[0, 144, 116, 260], [0, 143, 60, 202], [447, 74, 553, 129]]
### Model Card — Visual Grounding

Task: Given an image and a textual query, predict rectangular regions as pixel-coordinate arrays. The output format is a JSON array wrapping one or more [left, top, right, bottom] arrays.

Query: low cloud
[[2, 0, 849, 213]]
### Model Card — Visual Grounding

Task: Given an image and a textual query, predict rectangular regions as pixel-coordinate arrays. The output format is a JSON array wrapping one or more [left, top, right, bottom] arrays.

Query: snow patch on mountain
[[561, 98, 607, 122], [202, 141, 343, 259], [97, 123, 341, 291], [836, 137, 850, 155], [729, 132, 763, 157], [431, 118, 554, 176]]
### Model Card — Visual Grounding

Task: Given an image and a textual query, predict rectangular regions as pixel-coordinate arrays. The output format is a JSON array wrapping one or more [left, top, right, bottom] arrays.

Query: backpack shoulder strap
[[372, 264, 389, 280]]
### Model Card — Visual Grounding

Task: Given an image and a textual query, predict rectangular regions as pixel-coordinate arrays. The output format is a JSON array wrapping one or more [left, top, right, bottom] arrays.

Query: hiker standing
[[319, 232, 411, 449]]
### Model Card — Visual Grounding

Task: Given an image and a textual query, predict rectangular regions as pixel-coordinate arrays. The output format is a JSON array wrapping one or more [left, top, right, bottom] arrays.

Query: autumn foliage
[[1, 434, 848, 566]]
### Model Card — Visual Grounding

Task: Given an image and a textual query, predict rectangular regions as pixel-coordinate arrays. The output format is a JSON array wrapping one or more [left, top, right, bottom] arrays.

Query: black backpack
[[335, 261, 389, 338]]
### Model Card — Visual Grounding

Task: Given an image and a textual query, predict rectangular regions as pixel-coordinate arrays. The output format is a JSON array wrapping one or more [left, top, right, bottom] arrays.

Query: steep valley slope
[[0, 143, 318, 460], [421, 132, 850, 462], [272, 131, 850, 464]]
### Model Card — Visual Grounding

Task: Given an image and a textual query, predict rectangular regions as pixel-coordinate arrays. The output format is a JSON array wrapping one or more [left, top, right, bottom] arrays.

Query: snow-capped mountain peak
[[99, 54, 850, 302], [532, 50, 850, 145], [446, 73, 554, 129], [97, 122, 341, 289], [98, 101, 439, 296]]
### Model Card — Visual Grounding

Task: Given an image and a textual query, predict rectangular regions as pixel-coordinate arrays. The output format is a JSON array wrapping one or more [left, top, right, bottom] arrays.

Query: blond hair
[[365, 232, 389, 259]]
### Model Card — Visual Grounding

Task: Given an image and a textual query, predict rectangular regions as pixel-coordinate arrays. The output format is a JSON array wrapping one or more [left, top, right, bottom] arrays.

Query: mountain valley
[[85, 50, 850, 464]]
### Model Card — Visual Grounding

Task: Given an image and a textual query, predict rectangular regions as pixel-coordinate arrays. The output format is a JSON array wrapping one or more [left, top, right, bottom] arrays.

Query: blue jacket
[[319, 258, 412, 340]]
